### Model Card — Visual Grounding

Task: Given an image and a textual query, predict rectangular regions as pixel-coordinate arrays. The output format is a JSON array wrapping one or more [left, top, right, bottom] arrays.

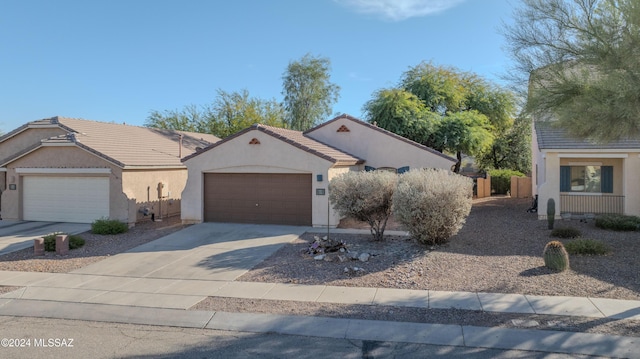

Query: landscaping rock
[[314, 254, 326, 260], [358, 253, 370, 262]]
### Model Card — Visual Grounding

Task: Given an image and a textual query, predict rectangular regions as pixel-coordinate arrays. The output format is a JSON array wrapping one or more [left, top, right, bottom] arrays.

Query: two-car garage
[[22, 176, 109, 223], [203, 173, 312, 226]]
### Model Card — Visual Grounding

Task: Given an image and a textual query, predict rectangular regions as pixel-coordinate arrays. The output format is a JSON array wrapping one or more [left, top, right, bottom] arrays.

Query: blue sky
[[0, 0, 518, 132]]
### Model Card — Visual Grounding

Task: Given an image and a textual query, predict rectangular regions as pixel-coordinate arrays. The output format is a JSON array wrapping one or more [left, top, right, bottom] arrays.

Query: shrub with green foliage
[[489, 169, 525, 195], [564, 239, 610, 256], [91, 218, 129, 235], [550, 227, 581, 239], [393, 169, 473, 245], [329, 170, 398, 241], [595, 214, 640, 231], [543, 240, 570, 271], [42, 233, 85, 252]]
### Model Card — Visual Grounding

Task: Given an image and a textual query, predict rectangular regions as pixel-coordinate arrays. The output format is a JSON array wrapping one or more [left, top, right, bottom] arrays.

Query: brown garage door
[[204, 173, 312, 226]]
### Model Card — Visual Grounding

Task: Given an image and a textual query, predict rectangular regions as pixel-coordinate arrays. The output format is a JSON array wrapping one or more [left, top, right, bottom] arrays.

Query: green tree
[[401, 62, 468, 115], [145, 89, 285, 138], [433, 111, 495, 173], [201, 89, 286, 138], [145, 104, 203, 132], [477, 115, 532, 174], [365, 62, 517, 173], [504, 0, 640, 142], [282, 53, 340, 130], [362, 88, 437, 145]]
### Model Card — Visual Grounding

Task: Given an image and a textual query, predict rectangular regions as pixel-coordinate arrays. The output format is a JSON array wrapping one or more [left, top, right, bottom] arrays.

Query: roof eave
[[306, 114, 457, 163]]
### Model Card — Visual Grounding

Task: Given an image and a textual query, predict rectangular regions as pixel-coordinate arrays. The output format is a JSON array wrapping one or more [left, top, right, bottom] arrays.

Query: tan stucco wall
[[307, 118, 455, 170], [121, 168, 187, 222], [182, 130, 342, 227], [623, 155, 640, 216], [0, 127, 66, 163], [536, 151, 640, 218], [0, 146, 130, 223]]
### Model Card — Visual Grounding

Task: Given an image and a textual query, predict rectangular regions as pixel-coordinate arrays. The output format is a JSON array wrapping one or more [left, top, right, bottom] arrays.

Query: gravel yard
[[199, 197, 640, 338], [1, 198, 639, 338], [238, 197, 640, 300]]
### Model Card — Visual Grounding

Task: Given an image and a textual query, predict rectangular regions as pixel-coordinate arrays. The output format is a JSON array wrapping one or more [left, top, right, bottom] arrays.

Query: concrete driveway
[[72, 222, 309, 281], [0, 220, 91, 256]]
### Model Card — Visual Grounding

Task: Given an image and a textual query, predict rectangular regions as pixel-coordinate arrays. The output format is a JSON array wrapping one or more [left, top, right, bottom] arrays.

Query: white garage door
[[23, 176, 109, 223]]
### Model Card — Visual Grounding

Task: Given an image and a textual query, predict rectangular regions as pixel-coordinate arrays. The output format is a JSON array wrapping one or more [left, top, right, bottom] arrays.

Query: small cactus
[[543, 240, 570, 271], [547, 198, 556, 229]]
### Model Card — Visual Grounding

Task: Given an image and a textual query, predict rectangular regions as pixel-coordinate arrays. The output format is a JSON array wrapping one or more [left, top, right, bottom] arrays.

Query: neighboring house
[[532, 121, 640, 219], [181, 114, 456, 227], [0, 117, 219, 224]]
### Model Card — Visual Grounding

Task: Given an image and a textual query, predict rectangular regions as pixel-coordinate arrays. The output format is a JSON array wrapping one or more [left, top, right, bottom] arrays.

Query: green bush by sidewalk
[[42, 233, 85, 252], [91, 218, 129, 235]]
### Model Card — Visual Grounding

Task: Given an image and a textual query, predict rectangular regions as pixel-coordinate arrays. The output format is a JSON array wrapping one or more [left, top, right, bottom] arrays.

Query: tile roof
[[3, 116, 220, 167], [306, 114, 457, 163], [182, 123, 364, 165], [535, 121, 640, 150]]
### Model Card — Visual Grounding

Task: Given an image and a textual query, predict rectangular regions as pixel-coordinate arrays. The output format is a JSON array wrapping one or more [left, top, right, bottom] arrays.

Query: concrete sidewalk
[[0, 223, 638, 357], [1, 270, 639, 320], [0, 270, 639, 358]]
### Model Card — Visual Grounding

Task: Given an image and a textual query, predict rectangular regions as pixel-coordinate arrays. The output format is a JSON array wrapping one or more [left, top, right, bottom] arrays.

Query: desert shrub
[[595, 214, 640, 231], [550, 227, 582, 239], [393, 169, 473, 245], [329, 170, 398, 241], [543, 240, 570, 271], [91, 218, 129, 235], [489, 169, 525, 195], [564, 239, 610, 256], [42, 233, 85, 251]]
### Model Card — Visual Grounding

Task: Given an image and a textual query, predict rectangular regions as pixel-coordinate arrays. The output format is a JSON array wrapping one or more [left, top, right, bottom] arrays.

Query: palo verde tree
[[362, 88, 438, 145], [145, 89, 285, 138], [282, 53, 340, 131], [504, 0, 640, 142], [364, 62, 516, 172]]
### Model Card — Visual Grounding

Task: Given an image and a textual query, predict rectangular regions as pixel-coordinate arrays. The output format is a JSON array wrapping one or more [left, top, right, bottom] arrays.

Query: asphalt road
[[0, 316, 609, 359]]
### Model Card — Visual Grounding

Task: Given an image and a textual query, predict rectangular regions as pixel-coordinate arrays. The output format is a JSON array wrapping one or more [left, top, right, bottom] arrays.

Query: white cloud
[[335, 0, 466, 21]]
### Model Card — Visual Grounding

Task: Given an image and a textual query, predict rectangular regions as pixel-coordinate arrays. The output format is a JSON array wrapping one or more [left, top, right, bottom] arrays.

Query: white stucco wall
[[307, 117, 455, 170], [181, 129, 345, 227]]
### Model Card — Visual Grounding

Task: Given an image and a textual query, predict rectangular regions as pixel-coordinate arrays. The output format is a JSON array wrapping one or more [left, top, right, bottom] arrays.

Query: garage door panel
[[204, 173, 311, 226], [23, 176, 109, 223]]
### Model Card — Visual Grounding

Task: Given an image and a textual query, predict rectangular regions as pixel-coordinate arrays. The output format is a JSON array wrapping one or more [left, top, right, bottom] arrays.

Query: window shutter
[[560, 166, 571, 192], [397, 166, 410, 174], [601, 166, 613, 193], [364, 166, 376, 172]]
